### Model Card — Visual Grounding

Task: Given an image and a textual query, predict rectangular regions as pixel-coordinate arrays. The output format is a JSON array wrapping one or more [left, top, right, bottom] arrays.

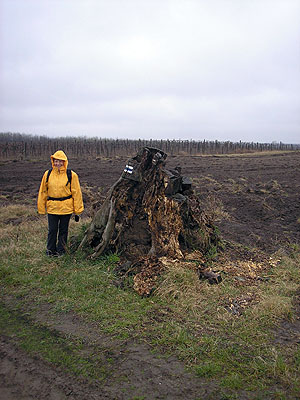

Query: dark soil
[[1, 151, 300, 251], [1, 151, 300, 399], [0, 331, 217, 400]]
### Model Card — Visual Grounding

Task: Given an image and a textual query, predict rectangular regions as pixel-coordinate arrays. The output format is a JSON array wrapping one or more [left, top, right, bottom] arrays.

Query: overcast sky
[[1, 0, 299, 143]]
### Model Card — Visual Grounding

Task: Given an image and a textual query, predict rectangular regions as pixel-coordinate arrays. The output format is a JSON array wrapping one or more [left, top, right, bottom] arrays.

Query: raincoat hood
[[51, 150, 68, 170]]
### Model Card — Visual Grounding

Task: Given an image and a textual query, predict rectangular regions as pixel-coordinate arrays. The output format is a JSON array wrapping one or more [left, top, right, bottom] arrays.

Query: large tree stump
[[78, 147, 221, 295]]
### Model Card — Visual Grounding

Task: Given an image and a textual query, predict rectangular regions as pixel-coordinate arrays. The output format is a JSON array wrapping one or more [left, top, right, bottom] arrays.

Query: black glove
[[74, 215, 80, 222]]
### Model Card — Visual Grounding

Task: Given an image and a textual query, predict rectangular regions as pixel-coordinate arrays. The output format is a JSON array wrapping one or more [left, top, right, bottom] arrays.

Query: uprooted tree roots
[[78, 147, 222, 295]]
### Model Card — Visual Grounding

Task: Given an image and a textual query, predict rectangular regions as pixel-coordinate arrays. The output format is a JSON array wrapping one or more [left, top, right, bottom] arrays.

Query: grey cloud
[[0, 0, 299, 143]]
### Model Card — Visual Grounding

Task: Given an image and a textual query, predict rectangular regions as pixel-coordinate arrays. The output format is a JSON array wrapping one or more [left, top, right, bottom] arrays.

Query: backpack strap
[[46, 168, 52, 183], [45, 168, 72, 187], [66, 169, 72, 187]]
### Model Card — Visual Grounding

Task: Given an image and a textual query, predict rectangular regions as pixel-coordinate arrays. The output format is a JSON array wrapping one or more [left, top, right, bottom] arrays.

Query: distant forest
[[1, 132, 299, 160]]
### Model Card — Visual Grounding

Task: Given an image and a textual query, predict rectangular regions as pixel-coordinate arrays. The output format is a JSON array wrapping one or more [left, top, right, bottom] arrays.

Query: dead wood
[[198, 268, 222, 284], [78, 147, 221, 295]]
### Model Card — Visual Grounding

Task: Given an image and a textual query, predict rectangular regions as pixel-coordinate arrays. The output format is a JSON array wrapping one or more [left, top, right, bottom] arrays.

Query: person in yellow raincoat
[[38, 150, 84, 256]]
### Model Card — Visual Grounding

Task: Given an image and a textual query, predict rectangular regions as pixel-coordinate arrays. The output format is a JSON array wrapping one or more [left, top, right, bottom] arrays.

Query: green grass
[[0, 302, 110, 380], [1, 204, 300, 398]]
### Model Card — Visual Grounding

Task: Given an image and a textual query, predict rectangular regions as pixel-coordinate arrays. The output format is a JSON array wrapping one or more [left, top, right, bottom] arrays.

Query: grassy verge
[[1, 204, 300, 399], [0, 302, 111, 380]]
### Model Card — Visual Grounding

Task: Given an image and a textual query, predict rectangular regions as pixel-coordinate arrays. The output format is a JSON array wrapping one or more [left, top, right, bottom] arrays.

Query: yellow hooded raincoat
[[37, 150, 84, 215]]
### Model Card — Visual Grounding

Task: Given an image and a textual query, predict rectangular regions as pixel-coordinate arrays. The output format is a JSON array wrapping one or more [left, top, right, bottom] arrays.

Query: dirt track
[[1, 151, 300, 399], [0, 329, 216, 400]]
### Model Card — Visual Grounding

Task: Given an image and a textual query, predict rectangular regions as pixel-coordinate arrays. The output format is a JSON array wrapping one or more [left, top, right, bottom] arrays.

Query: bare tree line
[[0, 132, 299, 160]]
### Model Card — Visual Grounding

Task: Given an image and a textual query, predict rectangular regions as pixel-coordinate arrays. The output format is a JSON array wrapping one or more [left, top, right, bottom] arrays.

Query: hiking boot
[[46, 250, 56, 257], [55, 252, 65, 257]]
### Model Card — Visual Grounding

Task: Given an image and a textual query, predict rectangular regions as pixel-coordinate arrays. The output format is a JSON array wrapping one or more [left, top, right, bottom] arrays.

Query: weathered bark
[[78, 147, 221, 294]]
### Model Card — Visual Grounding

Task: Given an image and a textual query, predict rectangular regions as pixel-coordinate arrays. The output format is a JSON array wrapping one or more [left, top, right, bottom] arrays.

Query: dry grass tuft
[[154, 259, 203, 311], [201, 194, 231, 222], [0, 204, 40, 228], [251, 294, 293, 322], [80, 183, 105, 218]]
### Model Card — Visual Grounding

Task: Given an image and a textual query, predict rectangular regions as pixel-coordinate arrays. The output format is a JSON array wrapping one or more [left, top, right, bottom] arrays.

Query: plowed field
[[1, 151, 300, 252]]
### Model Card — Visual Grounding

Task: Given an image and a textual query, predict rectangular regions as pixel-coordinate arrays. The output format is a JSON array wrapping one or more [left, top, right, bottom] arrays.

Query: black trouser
[[47, 214, 72, 255]]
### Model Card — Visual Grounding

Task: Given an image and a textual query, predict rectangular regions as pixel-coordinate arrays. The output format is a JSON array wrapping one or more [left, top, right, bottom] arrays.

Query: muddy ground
[[1, 150, 300, 252], [1, 151, 300, 399]]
